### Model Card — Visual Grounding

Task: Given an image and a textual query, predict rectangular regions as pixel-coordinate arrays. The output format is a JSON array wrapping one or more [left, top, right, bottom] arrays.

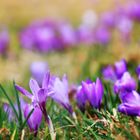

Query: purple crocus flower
[[0, 29, 9, 55], [114, 72, 136, 93], [30, 62, 48, 85], [50, 74, 73, 114], [82, 78, 104, 109], [102, 65, 117, 82], [24, 104, 42, 134], [114, 59, 127, 79], [15, 72, 53, 124], [118, 90, 140, 116], [136, 65, 140, 80]]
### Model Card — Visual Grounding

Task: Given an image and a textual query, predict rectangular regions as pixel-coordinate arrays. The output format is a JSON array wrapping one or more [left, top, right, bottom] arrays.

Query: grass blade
[[21, 108, 34, 130], [0, 84, 19, 120], [13, 81, 23, 126]]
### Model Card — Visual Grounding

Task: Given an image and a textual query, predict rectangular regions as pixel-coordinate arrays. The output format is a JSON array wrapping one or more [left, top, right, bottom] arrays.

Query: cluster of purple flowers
[[19, 1, 140, 53], [102, 59, 140, 116], [14, 71, 75, 134], [19, 20, 78, 53], [3, 59, 140, 136]]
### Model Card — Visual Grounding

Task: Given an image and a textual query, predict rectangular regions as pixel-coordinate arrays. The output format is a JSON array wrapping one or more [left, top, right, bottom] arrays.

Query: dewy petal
[[15, 84, 32, 99], [29, 78, 40, 97]]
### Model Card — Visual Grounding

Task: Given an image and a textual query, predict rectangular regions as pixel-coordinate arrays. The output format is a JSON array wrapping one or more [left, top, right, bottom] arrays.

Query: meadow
[[0, 0, 140, 139]]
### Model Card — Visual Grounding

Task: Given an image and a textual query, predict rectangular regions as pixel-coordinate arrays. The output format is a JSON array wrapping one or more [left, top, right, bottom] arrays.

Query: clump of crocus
[[118, 90, 140, 116], [114, 72, 136, 94], [30, 61, 49, 85], [76, 78, 104, 110]]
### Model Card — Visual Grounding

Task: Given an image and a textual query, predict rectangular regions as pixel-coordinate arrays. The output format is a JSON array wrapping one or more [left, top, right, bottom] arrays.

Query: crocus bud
[[82, 78, 104, 109]]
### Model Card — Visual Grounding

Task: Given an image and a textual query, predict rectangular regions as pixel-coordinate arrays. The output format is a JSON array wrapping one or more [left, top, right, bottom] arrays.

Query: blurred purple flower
[[114, 72, 136, 93], [3, 103, 16, 122], [136, 65, 140, 80], [114, 59, 127, 78], [77, 25, 95, 45], [50, 74, 73, 114], [118, 90, 140, 116], [95, 27, 111, 45], [58, 22, 77, 47], [117, 16, 133, 42], [3, 98, 27, 122], [0, 30, 9, 54], [126, 2, 140, 22], [30, 62, 48, 85], [100, 12, 116, 28], [102, 65, 117, 82], [82, 78, 104, 109]]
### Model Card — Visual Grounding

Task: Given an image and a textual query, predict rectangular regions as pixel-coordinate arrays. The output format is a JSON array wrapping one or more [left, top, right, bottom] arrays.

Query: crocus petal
[[114, 59, 127, 78], [42, 71, 50, 89], [118, 103, 140, 116], [95, 78, 104, 107], [29, 78, 40, 97], [24, 104, 42, 132], [82, 81, 95, 105], [76, 86, 87, 111], [15, 84, 32, 99], [37, 88, 47, 105], [114, 72, 136, 93]]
